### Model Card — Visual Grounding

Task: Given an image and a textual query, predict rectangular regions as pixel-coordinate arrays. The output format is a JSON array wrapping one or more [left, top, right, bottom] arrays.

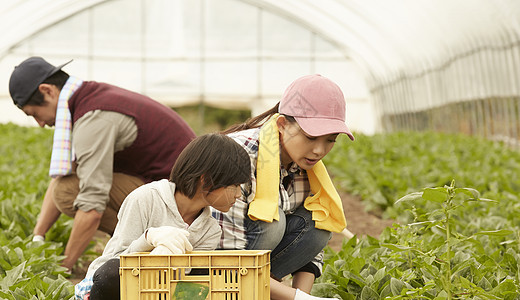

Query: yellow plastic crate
[[120, 250, 270, 300]]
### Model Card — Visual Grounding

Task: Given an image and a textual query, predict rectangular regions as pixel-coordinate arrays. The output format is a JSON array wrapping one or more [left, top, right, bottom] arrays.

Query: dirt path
[[327, 192, 396, 251]]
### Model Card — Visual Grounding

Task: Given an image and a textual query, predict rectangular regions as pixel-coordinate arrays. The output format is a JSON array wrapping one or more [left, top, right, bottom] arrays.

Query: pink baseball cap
[[279, 74, 354, 141]]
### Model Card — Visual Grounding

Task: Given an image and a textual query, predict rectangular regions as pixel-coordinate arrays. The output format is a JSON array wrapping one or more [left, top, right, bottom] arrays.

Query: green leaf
[[489, 279, 517, 297], [389, 278, 404, 296], [350, 257, 366, 273], [395, 192, 423, 204], [0, 261, 25, 289], [477, 198, 498, 203], [407, 220, 435, 227], [372, 267, 386, 283], [422, 188, 448, 202], [344, 269, 365, 283], [381, 243, 412, 252], [477, 277, 492, 290], [454, 187, 480, 198], [474, 230, 514, 236], [360, 285, 379, 300], [433, 293, 448, 300], [172, 282, 210, 300], [0, 256, 11, 273], [457, 276, 473, 289], [379, 284, 392, 298], [311, 283, 337, 298], [376, 274, 391, 294], [0, 290, 15, 300], [334, 259, 346, 270], [6, 248, 21, 267]]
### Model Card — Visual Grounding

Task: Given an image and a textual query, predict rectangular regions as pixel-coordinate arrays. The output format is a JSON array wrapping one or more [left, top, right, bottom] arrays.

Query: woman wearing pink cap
[[212, 74, 354, 300]]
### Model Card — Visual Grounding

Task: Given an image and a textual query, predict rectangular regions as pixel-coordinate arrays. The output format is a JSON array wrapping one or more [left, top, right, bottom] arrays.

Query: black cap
[[8, 56, 72, 108]]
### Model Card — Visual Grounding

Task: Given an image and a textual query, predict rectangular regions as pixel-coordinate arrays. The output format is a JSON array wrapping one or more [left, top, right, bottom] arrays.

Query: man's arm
[[65, 111, 137, 270], [33, 178, 61, 237], [61, 209, 102, 271]]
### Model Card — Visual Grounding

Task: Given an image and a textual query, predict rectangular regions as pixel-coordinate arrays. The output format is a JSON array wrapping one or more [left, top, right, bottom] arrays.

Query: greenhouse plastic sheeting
[[1, 0, 519, 135]]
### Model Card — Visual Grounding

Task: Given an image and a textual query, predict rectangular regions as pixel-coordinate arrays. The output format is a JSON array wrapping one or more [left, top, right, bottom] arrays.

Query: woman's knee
[[245, 210, 286, 250], [286, 207, 331, 249], [312, 226, 332, 249], [285, 206, 314, 233]]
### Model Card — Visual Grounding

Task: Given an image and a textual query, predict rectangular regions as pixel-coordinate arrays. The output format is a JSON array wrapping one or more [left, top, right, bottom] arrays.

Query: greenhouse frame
[[1, 0, 519, 146]]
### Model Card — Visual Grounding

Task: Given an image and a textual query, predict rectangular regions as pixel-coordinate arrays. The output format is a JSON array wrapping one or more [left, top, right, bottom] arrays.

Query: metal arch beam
[[3, 0, 514, 85], [2, 0, 382, 78], [245, 0, 520, 87], [0, 0, 107, 59], [0, 0, 445, 81], [240, 0, 454, 81], [241, 0, 385, 79]]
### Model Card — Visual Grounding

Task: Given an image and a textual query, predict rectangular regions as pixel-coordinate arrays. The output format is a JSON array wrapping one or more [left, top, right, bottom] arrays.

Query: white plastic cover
[[0, 0, 519, 133]]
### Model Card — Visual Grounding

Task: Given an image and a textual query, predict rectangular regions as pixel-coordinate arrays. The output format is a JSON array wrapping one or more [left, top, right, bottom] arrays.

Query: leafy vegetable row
[[0, 123, 74, 299], [324, 131, 520, 219], [317, 132, 520, 298]]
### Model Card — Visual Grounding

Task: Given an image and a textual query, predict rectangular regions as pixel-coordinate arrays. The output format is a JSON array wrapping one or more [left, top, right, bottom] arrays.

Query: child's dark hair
[[170, 133, 251, 198], [26, 70, 70, 106]]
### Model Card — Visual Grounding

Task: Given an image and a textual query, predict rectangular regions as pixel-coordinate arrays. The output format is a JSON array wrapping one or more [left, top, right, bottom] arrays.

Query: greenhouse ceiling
[[1, 0, 519, 135], [2, 0, 518, 82]]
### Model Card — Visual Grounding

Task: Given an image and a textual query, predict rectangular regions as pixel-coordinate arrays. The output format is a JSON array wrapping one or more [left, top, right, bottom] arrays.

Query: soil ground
[[68, 192, 396, 284], [328, 192, 396, 252]]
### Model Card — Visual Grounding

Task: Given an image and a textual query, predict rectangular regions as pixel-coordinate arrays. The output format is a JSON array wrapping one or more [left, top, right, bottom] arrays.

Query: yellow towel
[[247, 114, 347, 233]]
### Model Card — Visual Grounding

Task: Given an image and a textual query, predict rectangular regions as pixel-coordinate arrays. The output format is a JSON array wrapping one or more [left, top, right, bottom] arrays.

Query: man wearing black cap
[[9, 56, 196, 272]]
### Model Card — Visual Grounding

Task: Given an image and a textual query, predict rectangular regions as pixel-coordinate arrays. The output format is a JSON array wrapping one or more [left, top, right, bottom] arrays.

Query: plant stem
[[445, 208, 452, 300], [445, 181, 455, 300]]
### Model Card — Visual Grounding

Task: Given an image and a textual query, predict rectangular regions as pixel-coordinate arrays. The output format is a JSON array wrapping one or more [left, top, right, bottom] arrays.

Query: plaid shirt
[[211, 127, 325, 273], [75, 276, 92, 299]]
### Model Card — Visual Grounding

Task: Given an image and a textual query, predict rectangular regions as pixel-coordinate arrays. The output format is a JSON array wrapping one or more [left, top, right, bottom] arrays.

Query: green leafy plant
[[4, 124, 520, 298], [0, 123, 75, 299], [324, 132, 520, 218], [314, 182, 520, 299]]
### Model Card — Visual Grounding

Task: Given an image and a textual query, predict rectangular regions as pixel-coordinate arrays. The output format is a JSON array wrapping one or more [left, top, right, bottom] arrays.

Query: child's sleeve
[[106, 186, 155, 256]]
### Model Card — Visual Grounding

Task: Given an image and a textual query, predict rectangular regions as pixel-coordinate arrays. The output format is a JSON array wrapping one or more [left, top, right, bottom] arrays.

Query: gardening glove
[[146, 226, 193, 255], [150, 245, 175, 255], [32, 235, 45, 242], [294, 289, 338, 300]]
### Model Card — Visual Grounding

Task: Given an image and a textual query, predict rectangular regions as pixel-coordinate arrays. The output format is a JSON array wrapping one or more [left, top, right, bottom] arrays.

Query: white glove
[[150, 245, 175, 255], [32, 235, 45, 242], [146, 226, 193, 255]]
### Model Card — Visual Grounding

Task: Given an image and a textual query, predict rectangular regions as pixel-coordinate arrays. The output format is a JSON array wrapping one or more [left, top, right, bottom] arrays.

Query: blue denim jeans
[[244, 205, 331, 279]]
